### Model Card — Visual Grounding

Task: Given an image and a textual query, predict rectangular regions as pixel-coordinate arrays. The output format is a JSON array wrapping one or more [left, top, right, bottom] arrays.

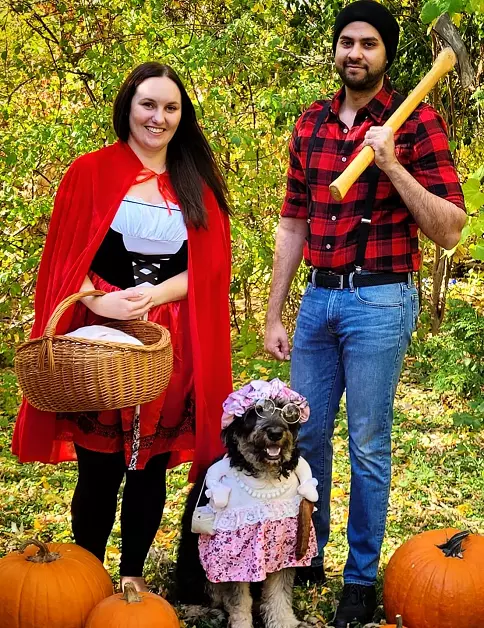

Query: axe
[[329, 13, 474, 202]]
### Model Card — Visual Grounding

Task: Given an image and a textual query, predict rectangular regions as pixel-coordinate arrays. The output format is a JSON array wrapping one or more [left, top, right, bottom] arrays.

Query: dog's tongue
[[266, 446, 281, 457]]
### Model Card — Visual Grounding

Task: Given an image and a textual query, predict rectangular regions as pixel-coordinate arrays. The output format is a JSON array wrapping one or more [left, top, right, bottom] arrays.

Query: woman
[[12, 62, 233, 592]]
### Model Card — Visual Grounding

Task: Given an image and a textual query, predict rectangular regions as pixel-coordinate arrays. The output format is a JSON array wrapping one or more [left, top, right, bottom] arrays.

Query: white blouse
[[111, 196, 187, 255]]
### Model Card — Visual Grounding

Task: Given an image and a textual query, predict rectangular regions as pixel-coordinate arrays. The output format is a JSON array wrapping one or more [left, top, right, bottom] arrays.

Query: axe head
[[433, 13, 474, 89]]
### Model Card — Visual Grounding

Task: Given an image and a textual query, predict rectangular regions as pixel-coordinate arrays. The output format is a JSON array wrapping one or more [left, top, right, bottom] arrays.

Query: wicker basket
[[15, 290, 173, 413]]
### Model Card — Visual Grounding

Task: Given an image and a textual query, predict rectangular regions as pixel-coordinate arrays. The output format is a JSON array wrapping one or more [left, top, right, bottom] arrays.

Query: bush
[[411, 298, 484, 399]]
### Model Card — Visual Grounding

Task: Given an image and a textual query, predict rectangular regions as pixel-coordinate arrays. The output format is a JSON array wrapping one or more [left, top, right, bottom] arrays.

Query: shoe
[[332, 583, 377, 627], [294, 565, 326, 586]]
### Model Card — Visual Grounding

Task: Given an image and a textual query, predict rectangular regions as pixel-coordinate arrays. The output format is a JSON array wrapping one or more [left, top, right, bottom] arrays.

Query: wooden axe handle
[[329, 47, 457, 202]]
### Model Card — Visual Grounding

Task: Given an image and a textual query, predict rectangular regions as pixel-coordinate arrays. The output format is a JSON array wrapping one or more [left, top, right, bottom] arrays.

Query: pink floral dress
[[198, 459, 318, 583]]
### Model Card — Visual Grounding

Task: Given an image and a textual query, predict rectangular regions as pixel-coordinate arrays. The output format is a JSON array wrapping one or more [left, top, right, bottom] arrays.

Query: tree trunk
[[431, 245, 453, 335]]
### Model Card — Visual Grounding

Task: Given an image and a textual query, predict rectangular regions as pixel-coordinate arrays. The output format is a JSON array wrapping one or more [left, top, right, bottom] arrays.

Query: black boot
[[332, 584, 377, 627], [294, 564, 326, 586]]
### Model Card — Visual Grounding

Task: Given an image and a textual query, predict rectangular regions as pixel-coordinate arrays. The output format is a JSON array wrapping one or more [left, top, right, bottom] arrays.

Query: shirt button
[[326, 244, 331, 250], [342, 157, 347, 162], [331, 215, 337, 221], [343, 128, 348, 134]]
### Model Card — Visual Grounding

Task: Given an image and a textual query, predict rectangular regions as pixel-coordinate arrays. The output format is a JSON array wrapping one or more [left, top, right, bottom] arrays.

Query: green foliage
[[461, 170, 484, 257], [1, 0, 483, 364], [420, 0, 484, 23], [2, 346, 484, 626], [452, 397, 484, 429], [0, 0, 336, 363], [1, 3, 484, 624], [462, 176, 484, 212], [0, 369, 20, 429], [411, 298, 484, 397], [461, 168, 484, 261]]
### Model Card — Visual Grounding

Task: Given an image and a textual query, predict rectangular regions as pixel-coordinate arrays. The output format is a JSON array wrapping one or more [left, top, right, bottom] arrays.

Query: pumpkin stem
[[396, 615, 403, 628], [436, 530, 470, 558], [122, 582, 142, 604], [19, 539, 62, 563]]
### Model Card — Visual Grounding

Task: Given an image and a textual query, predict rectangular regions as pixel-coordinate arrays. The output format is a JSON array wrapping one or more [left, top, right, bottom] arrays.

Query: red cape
[[12, 140, 232, 481]]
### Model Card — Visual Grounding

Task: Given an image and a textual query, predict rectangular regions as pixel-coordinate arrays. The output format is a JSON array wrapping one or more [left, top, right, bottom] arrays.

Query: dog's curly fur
[[175, 400, 309, 628]]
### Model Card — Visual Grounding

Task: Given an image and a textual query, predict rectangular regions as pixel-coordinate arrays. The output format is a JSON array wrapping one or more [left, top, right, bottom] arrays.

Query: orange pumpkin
[[86, 582, 180, 627], [384, 529, 484, 628], [0, 539, 113, 628]]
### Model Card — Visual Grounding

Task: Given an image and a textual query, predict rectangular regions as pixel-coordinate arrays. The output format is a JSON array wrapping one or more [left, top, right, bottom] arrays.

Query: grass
[[0, 327, 483, 626]]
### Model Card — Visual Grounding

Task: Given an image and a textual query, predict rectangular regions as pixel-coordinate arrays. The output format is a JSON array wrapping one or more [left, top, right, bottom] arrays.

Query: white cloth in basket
[[66, 325, 143, 346]]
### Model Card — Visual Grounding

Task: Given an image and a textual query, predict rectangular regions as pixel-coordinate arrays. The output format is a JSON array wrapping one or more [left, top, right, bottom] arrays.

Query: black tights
[[71, 444, 170, 576]]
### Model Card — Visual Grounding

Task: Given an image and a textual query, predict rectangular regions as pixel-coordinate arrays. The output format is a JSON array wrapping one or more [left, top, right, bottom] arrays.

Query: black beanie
[[332, 1, 400, 68]]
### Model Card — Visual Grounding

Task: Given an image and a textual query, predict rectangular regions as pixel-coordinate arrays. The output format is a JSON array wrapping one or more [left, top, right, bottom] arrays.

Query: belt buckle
[[327, 272, 344, 289]]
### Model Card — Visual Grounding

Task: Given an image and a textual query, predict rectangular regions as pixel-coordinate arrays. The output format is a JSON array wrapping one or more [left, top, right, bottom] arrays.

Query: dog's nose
[[266, 427, 284, 442]]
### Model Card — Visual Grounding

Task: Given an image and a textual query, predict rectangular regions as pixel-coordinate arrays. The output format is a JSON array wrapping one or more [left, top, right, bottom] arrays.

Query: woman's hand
[[82, 288, 153, 320], [139, 271, 188, 307], [138, 286, 163, 308]]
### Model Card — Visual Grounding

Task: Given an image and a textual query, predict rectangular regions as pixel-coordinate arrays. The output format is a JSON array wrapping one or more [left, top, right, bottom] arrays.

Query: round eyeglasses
[[254, 398, 302, 424]]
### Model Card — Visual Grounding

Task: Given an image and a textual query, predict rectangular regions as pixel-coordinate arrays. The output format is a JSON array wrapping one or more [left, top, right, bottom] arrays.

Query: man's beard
[[336, 59, 386, 91]]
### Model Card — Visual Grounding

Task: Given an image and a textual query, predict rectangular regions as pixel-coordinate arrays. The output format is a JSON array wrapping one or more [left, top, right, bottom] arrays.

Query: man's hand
[[362, 126, 399, 173], [264, 318, 291, 361], [264, 216, 307, 361]]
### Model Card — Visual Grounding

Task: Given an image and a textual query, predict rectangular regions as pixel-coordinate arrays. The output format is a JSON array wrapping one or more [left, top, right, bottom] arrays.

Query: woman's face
[[128, 76, 182, 154]]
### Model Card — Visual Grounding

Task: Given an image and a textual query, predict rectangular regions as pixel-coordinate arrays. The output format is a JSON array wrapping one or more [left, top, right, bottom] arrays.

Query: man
[[264, 2, 466, 626]]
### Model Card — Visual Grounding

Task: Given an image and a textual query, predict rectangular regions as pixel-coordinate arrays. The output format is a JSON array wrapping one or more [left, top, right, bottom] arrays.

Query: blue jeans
[[291, 277, 418, 585]]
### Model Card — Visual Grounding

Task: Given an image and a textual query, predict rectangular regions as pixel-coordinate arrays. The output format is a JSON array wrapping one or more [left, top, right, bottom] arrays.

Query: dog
[[176, 379, 318, 628]]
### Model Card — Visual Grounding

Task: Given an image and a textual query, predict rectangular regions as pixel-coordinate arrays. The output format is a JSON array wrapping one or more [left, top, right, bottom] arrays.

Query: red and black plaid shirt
[[281, 78, 465, 273]]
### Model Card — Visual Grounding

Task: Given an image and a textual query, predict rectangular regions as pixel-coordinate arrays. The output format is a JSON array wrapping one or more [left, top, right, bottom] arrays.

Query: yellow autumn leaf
[[163, 530, 177, 540], [106, 546, 120, 555], [331, 487, 345, 499], [456, 503, 472, 516], [452, 13, 462, 27]]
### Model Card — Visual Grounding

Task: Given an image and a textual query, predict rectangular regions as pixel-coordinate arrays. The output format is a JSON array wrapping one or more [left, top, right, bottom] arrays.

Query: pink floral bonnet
[[221, 378, 310, 429]]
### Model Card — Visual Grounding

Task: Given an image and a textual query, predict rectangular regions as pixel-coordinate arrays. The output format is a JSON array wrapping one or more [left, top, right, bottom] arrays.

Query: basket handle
[[39, 290, 106, 372]]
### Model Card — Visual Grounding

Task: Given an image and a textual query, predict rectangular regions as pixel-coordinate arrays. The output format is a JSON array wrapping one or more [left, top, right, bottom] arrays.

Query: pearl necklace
[[232, 468, 292, 499]]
